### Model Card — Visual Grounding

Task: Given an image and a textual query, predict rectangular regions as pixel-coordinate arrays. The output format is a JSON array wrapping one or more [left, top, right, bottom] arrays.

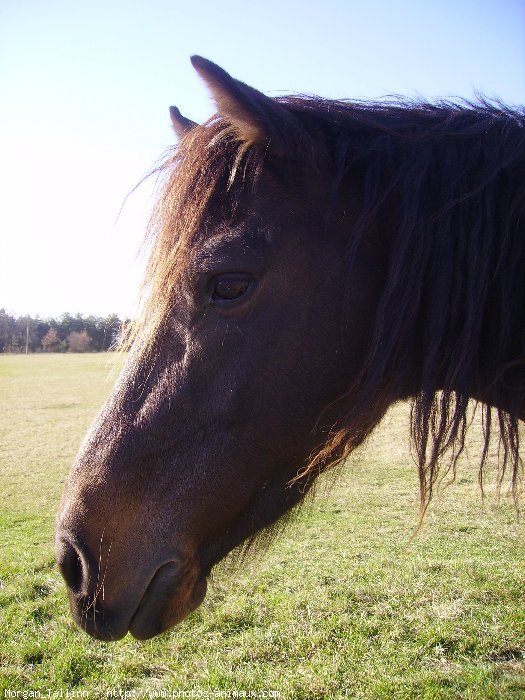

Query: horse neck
[[340, 117, 525, 418]]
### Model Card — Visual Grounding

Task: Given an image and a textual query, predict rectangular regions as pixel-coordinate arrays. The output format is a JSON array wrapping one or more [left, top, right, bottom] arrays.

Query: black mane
[[291, 95, 525, 515]]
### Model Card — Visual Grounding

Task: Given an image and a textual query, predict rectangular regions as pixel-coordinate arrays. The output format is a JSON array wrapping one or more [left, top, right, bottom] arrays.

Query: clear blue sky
[[1, 0, 524, 318]]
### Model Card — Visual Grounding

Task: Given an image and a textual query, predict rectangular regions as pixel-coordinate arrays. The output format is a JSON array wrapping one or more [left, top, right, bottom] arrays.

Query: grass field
[[0, 353, 524, 698]]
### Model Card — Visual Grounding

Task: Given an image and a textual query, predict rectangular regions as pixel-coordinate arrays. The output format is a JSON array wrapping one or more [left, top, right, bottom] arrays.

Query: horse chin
[[67, 591, 130, 641], [128, 560, 207, 640]]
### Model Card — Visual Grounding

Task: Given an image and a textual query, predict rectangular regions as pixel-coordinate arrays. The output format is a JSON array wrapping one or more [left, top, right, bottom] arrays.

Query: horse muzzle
[[129, 560, 207, 639], [55, 529, 206, 640]]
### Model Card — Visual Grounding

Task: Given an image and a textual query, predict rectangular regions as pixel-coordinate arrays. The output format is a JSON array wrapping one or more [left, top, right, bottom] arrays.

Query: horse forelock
[[121, 118, 264, 363]]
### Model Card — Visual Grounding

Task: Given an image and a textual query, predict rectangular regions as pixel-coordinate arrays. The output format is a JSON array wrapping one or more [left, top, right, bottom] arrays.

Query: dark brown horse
[[55, 57, 525, 640]]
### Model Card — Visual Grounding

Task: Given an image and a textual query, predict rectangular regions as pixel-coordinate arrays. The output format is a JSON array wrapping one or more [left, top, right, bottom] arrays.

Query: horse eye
[[211, 275, 251, 302]]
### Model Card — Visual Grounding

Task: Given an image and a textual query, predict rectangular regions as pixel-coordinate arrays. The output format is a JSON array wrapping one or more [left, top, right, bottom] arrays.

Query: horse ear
[[190, 55, 302, 157], [169, 106, 197, 140]]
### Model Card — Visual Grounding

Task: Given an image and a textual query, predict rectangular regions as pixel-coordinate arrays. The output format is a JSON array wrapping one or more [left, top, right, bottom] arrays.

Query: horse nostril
[[56, 536, 85, 595]]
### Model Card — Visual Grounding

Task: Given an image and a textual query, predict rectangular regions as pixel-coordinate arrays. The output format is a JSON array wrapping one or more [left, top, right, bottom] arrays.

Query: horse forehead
[[194, 222, 275, 260], [194, 180, 317, 256]]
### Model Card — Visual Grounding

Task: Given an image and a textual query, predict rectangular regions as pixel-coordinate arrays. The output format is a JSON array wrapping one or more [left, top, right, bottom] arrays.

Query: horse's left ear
[[191, 55, 304, 158]]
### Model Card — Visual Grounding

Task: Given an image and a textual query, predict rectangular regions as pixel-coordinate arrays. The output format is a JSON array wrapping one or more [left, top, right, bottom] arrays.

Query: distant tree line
[[0, 310, 128, 353]]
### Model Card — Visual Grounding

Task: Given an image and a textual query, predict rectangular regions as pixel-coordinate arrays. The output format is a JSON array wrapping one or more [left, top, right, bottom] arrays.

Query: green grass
[[0, 353, 524, 698]]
